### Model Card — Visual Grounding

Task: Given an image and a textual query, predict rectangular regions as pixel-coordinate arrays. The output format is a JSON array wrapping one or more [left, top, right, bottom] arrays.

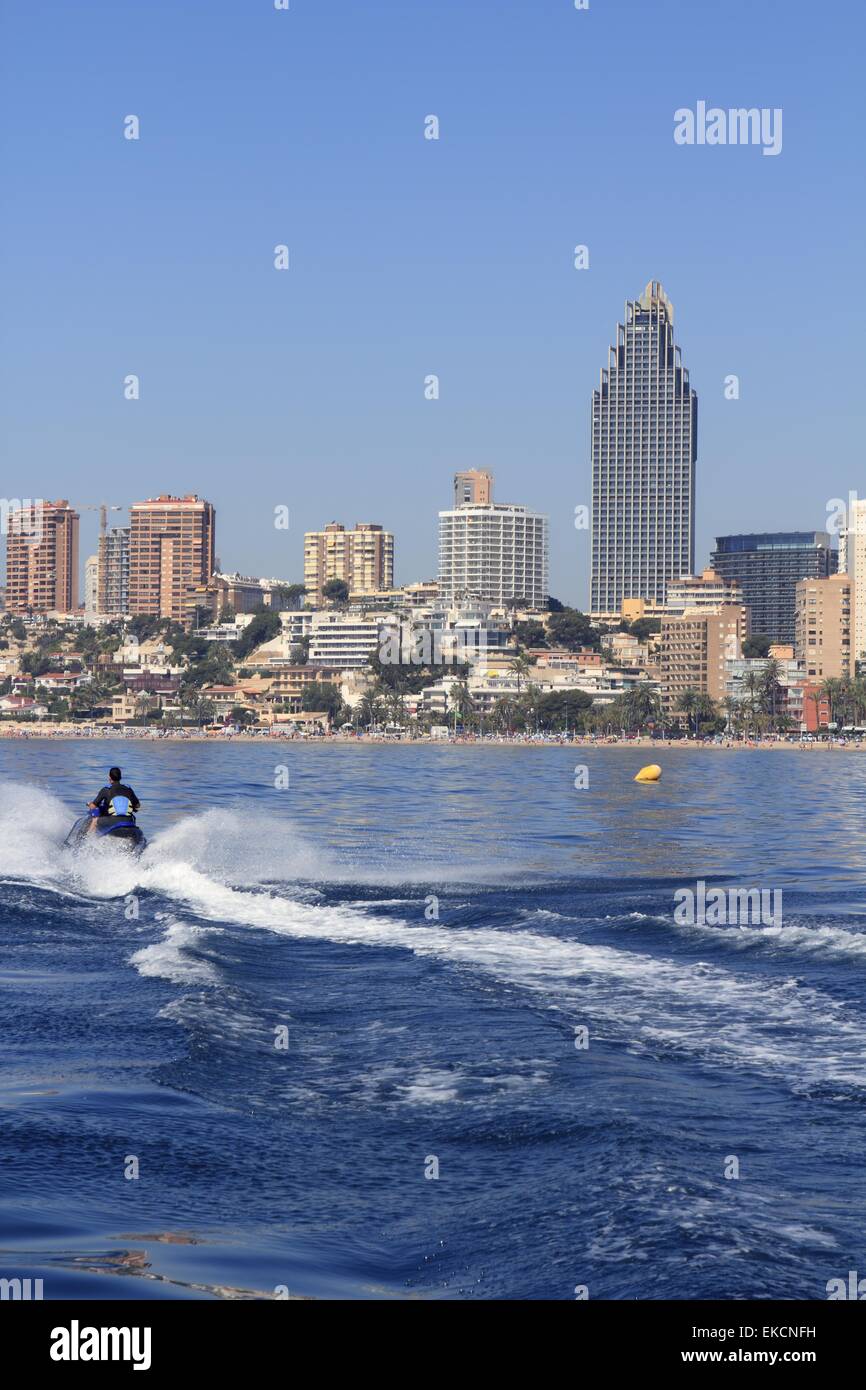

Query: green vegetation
[[232, 608, 282, 660], [742, 634, 771, 659], [322, 579, 349, 607], [546, 607, 601, 651]]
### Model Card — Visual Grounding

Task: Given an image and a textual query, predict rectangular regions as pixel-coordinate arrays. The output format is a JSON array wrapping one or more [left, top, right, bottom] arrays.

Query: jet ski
[[64, 809, 147, 854]]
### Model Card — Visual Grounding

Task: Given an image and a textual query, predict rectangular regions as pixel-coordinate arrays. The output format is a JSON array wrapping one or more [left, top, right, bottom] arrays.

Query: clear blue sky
[[1, 0, 863, 606]]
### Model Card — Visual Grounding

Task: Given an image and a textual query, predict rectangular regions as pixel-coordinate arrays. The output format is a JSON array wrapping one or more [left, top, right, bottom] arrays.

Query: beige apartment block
[[303, 523, 394, 603], [794, 573, 852, 680], [454, 470, 494, 507], [4, 499, 79, 614], [839, 498, 866, 667], [128, 495, 215, 624], [659, 604, 750, 714], [665, 568, 743, 613]]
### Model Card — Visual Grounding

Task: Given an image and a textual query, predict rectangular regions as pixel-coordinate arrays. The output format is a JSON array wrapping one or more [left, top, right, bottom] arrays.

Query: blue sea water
[[1, 740, 865, 1301]]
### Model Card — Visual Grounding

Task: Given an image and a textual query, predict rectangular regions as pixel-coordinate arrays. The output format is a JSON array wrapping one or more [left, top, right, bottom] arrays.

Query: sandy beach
[[0, 722, 861, 750]]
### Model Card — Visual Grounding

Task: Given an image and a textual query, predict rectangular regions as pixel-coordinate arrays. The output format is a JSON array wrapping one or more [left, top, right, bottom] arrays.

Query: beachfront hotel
[[590, 281, 697, 619], [303, 522, 394, 605], [3, 499, 80, 615], [658, 603, 750, 715], [127, 494, 216, 624]]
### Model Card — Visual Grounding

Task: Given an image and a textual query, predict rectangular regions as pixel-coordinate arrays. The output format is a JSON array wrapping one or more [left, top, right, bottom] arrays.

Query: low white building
[[308, 611, 391, 669]]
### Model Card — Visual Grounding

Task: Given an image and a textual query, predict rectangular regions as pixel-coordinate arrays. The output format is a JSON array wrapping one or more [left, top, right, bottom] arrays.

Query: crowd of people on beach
[[0, 721, 862, 749]]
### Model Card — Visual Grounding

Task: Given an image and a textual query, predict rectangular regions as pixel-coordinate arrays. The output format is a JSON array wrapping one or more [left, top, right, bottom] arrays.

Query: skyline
[[1, 478, 847, 621], [1, 0, 863, 605]]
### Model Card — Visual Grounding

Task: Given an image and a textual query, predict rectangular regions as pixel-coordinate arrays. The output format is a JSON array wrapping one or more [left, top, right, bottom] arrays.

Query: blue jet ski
[[64, 808, 147, 854]]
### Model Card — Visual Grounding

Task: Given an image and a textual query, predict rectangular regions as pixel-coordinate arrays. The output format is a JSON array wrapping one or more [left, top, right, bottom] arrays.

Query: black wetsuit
[[92, 783, 140, 827]]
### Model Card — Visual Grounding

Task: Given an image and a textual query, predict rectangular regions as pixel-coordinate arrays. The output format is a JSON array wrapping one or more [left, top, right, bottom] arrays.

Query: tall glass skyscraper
[[590, 282, 697, 617], [710, 532, 838, 644]]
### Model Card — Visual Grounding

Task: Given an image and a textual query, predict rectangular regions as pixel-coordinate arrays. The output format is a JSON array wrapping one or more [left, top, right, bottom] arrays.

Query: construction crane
[[81, 504, 123, 538]]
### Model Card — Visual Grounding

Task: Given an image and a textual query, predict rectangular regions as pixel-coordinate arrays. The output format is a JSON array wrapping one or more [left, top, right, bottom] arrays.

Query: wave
[[4, 785, 866, 1096], [129, 921, 222, 986]]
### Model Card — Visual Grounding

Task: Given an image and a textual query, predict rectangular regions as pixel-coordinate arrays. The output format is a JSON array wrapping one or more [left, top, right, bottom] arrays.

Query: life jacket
[[107, 793, 133, 818]]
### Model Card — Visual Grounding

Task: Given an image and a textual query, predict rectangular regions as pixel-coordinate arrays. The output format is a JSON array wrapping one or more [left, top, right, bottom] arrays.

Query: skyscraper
[[98, 525, 130, 616], [590, 281, 697, 618], [438, 502, 549, 608], [303, 522, 394, 603], [4, 499, 79, 614], [838, 498, 866, 669], [128, 495, 215, 623], [710, 532, 838, 644]]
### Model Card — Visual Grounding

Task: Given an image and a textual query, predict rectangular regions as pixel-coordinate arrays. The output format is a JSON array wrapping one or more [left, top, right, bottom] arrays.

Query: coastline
[[0, 723, 860, 751]]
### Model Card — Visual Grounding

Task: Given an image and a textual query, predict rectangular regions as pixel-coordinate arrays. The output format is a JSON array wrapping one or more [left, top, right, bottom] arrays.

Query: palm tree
[[695, 692, 719, 733], [621, 684, 661, 732], [386, 688, 406, 728], [760, 658, 782, 726], [197, 698, 216, 728], [357, 689, 384, 729], [819, 677, 842, 730], [134, 691, 152, 727], [449, 679, 475, 729], [492, 695, 519, 733], [675, 687, 700, 736], [851, 677, 866, 727], [721, 695, 742, 737], [511, 651, 532, 694]]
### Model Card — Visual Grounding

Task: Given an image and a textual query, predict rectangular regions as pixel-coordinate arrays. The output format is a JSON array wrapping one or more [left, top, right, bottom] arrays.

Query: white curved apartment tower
[[438, 502, 549, 608], [590, 282, 697, 618]]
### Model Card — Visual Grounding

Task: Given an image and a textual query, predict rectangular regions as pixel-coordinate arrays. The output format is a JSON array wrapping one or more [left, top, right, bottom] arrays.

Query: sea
[[1, 740, 864, 1300]]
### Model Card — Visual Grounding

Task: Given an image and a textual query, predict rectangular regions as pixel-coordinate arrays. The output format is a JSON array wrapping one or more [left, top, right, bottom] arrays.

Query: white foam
[[4, 783, 866, 1095], [129, 921, 221, 985]]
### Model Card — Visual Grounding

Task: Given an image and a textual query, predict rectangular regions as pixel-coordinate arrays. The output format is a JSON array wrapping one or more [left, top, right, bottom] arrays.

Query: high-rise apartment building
[[303, 523, 394, 603], [794, 573, 851, 681], [454, 470, 494, 507], [97, 526, 130, 616], [710, 532, 838, 644], [838, 498, 866, 669], [128, 495, 215, 623], [659, 604, 750, 716], [4, 499, 79, 614], [438, 502, 549, 608], [590, 281, 697, 618]]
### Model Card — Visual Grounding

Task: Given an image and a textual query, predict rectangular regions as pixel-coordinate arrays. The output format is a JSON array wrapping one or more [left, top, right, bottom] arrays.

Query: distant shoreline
[[0, 726, 861, 751]]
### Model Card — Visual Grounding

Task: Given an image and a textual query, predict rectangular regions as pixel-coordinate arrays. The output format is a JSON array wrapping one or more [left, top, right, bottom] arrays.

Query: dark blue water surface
[[1, 741, 865, 1299]]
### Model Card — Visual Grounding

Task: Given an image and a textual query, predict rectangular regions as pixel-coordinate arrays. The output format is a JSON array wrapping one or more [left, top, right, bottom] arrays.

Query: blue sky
[[1, 0, 863, 606]]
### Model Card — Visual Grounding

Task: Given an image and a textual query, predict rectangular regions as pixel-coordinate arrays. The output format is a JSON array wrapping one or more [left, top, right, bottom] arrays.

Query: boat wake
[[3, 782, 866, 1099]]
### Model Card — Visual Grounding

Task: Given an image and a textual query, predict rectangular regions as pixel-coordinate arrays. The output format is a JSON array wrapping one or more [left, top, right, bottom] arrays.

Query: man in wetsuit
[[88, 767, 141, 832]]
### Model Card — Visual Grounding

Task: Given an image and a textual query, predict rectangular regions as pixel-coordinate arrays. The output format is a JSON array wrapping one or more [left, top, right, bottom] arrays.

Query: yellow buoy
[[634, 764, 662, 783]]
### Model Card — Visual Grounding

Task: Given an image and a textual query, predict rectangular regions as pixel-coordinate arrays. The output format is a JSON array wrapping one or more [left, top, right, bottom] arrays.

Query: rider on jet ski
[[88, 767, 141, 833]]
